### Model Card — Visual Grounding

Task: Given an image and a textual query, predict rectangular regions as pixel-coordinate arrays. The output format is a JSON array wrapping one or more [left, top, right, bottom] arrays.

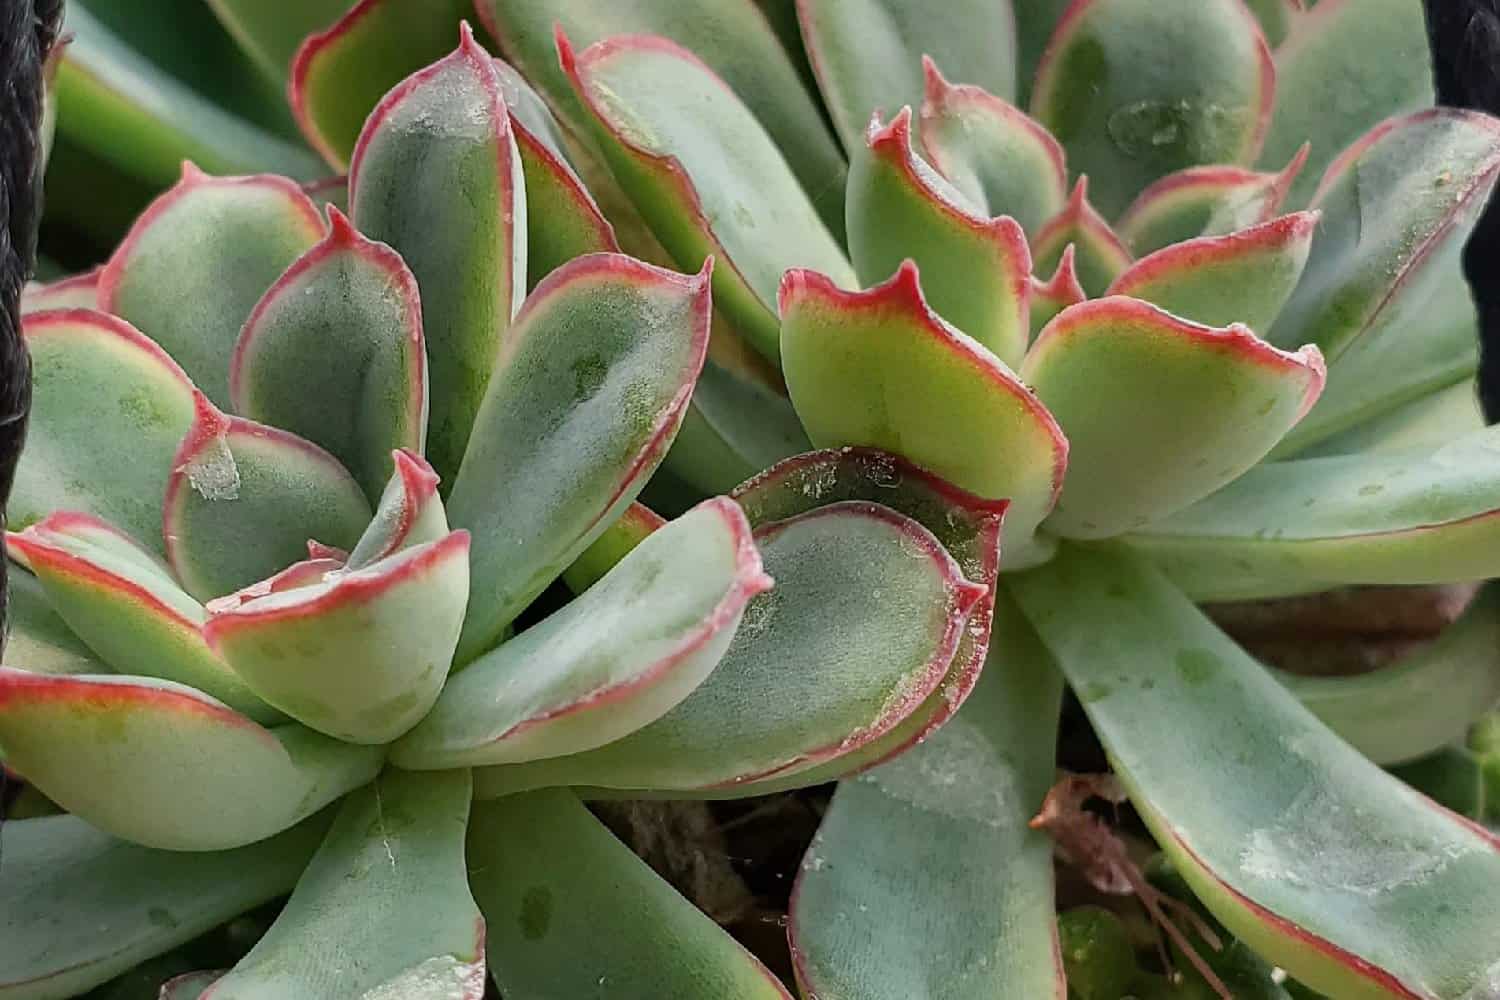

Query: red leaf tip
[[553, 23, 578, 75], [1032, 244, 1087, 305], [323, 203, 359, 244], [392, 448, 441, 497], [865, 105, 915, 151], [173, 390, 232, 470], [179, 161, 211, 186]]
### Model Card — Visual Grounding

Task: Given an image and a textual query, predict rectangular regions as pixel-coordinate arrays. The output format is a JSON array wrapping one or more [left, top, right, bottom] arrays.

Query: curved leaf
[[0, 814, 327, 1000], [788, 592, 1067, 1000], [780, 263, 1065, 566], [201, 0, 350, 83], [13, 309, 195, 553], [231, 206, 426, 502], [1031, 177, 1133, 296], [475, 501, 983, 797], [163, 394, 372, 602], [1257, 0, 1433, 209], [847, 108, 1032, 367], [98, 166, 324, 408], [2, 564, 100, 676], [20, 268, 99, 314], [202, 770, 483, 1000], [558, 31, 854, 362], [1023, 296, 1324, 539], [1028, 245, 1087, 337], [447, 254, 711, 662], [918, 56, 1067, 235], [1117, 149, 1306, 256], [394, 498, 767, 768], [1105, 211, 1318, 331], [560, 501, 664, 594], [346, 449, 449, 570], [0, 670, 382, 850], [1128, 424, 1500, 600], [348, 24, 525, 484], [204, 532, 470, 745], [475, 0, 848, 241], [1030, 0, 1274, 218], [1299, 378, 1484, 459], [469, 790, 791, 998], [8, 514, 279, 723], [1011, 546, 1500, 1000]]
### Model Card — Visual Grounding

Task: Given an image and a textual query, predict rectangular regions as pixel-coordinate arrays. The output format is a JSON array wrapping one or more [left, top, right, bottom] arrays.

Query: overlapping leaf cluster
[[8, 1, 1500, 998]]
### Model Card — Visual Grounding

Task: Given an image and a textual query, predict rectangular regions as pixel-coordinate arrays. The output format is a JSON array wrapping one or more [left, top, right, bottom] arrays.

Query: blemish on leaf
[[185, 435, 241, 502], [1174, 648, 1219, 686]]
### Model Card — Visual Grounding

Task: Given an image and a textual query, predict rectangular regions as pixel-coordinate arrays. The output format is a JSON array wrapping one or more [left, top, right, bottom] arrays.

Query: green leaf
[[349, 25, 526, 484], [8, 514, 279, 723], [393, 498, 768, 768], [288, 0, 473, 168], [1030, 0, 1274, 219], [476, 0, 848, 242], [1127, 424, 1500, 600], [98, 166, 324, 408], [1116, 150, 1305, 256], [20, 268, 99, 314], [469, 789, 791, 998], [447, 254, 711, 663], [54, 6, 325, 188], [558, 31, 854, 363], [1023, 296, 1324, 540], [475, 501, 983, 797], [0, 669, 381, 850], [1273, 587, 1500, 766], [162, 394, 372, 602], [13, 309, 195, 554], [1011, 546, 1500, 1000], [780, 263, 1066, 567], [1031, 178, 1133, 296], [1105, 211, 1318, 331], [0, 813, 327, 1000], [345, 450, 451, 570], [917, 57, 1068, 235], [847, 108, 1032, 367], [202, 0, 350, 83], [2, 563, 100, 676], [1257, 0, 1433, 209], [230, 207, 427, 503], [1028, 246, 1087, 338], [788, 591, 1066, 1000], [560, 502, 663, 593], [1389, 748, 1489, 822], [1243, 0, 1302, 46], [1297, 378, 1484, 459], [1011, 0, 1073, 107], [203, 770, 483, 999]]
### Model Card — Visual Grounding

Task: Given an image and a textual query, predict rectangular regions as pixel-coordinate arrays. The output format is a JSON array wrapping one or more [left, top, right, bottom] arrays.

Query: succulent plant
[[12, 0, 1500, 998]]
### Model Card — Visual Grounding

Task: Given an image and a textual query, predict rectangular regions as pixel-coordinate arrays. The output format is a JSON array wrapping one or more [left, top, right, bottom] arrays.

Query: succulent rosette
[[10, 0, 1500, 998]]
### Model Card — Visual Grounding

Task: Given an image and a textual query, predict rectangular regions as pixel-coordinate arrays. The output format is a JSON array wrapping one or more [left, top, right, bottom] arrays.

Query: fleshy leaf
[[1257, 0, 1433, 209], [0, 813, 327, 999], [230, 206, 426, 502], [288, 0, 473, 168], [558, 30, 854, 362], [3, 564, 100, 676], [161, 971, 224, 1000], [475, 0, 849, 241], [0, 670, 382, 850], [346, 449, 450, 571], [1277, 587, 1500, 766], [1117, 149, 1306, 256], [392, 498, 768, 769], [918, 57, 1067, 235], [1300, 378, 1485, 459], [1011, 546, 1500, 1000], [8, 513, 279, 723], [1127, 424, 1500, 600], [561, 502, 664, 593], [780, 263, 1065, 566], [97, 166, 323, 408], [473, 501, 983, 797], [1030, 0, 1274, 218], [13, 309, 195, 554], [201, 771, 483, 1000], [204, 532, 470, 745], [349, 24, 526, 484], [1031, 177, 1133, 296], [1028, 245, 1087, 338], [788, 592, 1066, 1000], [1023, 296, 1324, 539], [201, 0, 350, 82], [447, 254, 711, 663], [163, 394, 372, 602], [1243, 0, 1302, 47], [469, 790, 791, 998], [847, 108, 1032, 367], [1104, 211, 1319, 331], [20, 267, 99, 314]]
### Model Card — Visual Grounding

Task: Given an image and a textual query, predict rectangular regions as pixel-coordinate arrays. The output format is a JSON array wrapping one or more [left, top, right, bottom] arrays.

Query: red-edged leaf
[[21, 268, 100, 314], [561, 501, 665, 594], [1029, 244, 1087, 338], [1031, 177, 1133, 296], [345, 448, 448, 570]]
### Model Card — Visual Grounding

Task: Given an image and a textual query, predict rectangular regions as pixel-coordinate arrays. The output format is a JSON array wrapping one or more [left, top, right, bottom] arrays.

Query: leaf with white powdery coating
[[202, 770, 483, 1000], [2, 564, 100, 676], [1011, 546, 1500, 1000], [1116, 151, 1305, 256], [97, 167, 323, 408], [349, 25, 526, 485], [12, 310, 195, 554], [447, 254, 710, 664], [231, 206, 426, 503], [0, 670, 382, 850], [393, 498, 768, 768], [1023, 296, 1324, 540]]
